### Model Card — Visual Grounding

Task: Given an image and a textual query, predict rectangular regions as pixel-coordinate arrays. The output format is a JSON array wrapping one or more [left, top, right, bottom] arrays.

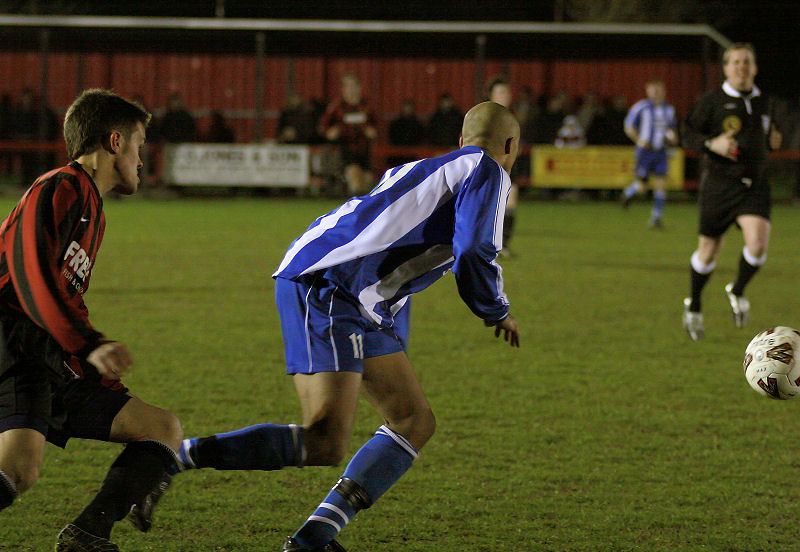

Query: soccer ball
[[743, 326, 800, 400]]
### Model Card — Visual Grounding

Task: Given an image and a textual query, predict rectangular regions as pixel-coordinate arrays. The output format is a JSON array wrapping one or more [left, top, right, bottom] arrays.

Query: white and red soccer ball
[[743, 326, 800, 400]]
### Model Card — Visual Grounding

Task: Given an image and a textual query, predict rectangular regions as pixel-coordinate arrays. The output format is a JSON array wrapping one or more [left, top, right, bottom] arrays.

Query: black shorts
[[0, 310, 130, 448], [698, 170, 771, 238]]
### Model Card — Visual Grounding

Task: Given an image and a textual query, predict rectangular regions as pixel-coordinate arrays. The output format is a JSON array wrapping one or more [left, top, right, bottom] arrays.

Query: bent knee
[[413, 407, 436, 448], [305, 437, 349, 466], [392, 407, 436, 451], [745, 244, 768, 260], [5, 463, 39, 494], [138, 410, 183, 451], [155, 411, 184, 450]]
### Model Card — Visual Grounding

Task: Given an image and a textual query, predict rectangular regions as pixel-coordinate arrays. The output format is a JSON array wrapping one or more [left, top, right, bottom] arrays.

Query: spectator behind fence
[[388, 99, 425, 146], [204, 110, 235, 143], [387, 99, 425, 167], [555, 114, 586, 149], [530, 90, 570, 144], [513, 86, 539, 144], [576, 91, 601, 142], [278, 93, 316, 144], [159, 93, 196, 143], [13, 88, 58, 187], [603, 94, 630, 145], [319, 73, 377, 196], [0, 92, 12, 176], [426, 93, 463, 147]]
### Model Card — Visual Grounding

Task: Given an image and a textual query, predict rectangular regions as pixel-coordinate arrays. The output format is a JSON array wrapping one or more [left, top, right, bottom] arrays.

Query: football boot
[[683, 298, 704, 341], [55, 524, 119, 552], [725, 283, 750, 328]]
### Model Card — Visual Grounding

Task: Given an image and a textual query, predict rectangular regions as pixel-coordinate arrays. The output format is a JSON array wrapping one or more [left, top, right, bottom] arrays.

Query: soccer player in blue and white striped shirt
[[621, 80, 678, 228], [176, 101, 521, 552]]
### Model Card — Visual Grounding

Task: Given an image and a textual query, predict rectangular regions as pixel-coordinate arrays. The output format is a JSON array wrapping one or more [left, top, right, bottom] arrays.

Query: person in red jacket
[[0, 89, 183, 552], [319, 73, 377, 195]]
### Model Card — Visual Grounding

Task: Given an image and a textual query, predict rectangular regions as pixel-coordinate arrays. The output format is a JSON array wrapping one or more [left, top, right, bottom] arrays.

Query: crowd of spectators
[[1, 85, 799, 195]]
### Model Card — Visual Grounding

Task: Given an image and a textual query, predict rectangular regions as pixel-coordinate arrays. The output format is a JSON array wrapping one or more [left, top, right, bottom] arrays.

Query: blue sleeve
[[451, 156, 510, 322], [624, 102, 641, 129]]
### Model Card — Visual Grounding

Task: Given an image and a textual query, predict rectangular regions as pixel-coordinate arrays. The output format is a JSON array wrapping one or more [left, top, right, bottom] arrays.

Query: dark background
[[3, 0, 798, 99]]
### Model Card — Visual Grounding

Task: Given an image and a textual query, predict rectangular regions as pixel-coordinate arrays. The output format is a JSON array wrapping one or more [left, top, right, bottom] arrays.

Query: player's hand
[[87, 341, 133, 380], [665, 128, 677, 145], [485, 315, 520, 348], [636, 137, 651, 149], [769, 125, 782, 150], [710, 130, 738, 161]]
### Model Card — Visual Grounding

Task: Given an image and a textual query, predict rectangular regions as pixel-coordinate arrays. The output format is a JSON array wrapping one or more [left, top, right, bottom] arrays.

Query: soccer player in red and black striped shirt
[[0, 89, 183, 552]]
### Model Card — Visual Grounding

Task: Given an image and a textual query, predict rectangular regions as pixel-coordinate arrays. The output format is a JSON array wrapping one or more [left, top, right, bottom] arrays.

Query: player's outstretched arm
[[485, 315, 520, 348], [87, 341, 133, 380]]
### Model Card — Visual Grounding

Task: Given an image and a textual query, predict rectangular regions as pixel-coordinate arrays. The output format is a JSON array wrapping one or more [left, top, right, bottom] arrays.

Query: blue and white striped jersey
[[624, 99, 676, 151], [273, 146, 511, 327]]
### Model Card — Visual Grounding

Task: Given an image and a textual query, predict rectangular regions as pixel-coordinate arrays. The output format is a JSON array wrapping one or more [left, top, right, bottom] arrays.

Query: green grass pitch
[[1, 195, 798, 551]]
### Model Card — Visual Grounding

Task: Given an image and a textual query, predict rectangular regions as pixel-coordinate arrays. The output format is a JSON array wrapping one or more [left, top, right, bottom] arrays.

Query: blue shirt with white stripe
[[273, 146, 511, 326], [624, 99, 676, 151]]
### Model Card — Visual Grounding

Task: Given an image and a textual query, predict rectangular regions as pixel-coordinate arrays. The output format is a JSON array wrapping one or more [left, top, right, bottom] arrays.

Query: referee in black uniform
[[681, 43, 782, 341]]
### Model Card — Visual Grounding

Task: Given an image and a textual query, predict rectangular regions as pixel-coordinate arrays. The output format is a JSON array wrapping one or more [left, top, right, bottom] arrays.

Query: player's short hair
[[722, 42, 756, 65], [645, 79, 664, 88], [64, 89, 151, 160]]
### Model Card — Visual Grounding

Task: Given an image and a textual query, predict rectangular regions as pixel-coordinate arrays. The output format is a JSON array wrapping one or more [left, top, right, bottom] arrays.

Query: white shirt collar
[[723, 80, 761, 99]]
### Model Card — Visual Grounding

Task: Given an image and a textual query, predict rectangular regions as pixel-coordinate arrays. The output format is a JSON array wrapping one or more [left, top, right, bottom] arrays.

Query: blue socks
[[651, 189, 666, 220], [623, 181, 641, 198], [179, 423, 304, 470], [293, 425, 418, 549]]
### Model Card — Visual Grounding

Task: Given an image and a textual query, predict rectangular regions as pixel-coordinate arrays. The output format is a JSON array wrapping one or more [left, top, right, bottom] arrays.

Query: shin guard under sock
[[293, 425, 417, 548], [73, 440, 176, 539], [182, 423, 303, 470], [0, 469, 17, 510]]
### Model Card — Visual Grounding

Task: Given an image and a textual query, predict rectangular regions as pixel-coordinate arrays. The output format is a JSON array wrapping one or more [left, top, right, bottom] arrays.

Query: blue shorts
[[635, 149, 668, 179], [275, 276, 407, 374]]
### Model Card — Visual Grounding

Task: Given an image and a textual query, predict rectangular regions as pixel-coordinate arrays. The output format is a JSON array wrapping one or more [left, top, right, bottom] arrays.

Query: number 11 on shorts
[[349, 333, 364, 359]]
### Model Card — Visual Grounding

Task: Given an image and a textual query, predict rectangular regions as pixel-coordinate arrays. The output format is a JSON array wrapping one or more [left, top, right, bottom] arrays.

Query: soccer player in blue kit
[[620, 80, 677, 228], [174, 101, 521, 551]]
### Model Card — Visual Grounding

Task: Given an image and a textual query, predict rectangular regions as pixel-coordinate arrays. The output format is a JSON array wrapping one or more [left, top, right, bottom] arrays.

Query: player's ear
[[105, 130, 123, 154], [505, 136, 514, 155]]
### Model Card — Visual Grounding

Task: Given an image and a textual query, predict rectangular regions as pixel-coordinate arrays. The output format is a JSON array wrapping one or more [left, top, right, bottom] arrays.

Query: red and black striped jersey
[[0, 162, 106, 358]]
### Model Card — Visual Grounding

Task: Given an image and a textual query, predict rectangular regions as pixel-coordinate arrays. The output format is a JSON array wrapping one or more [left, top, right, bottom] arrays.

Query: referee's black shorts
[[698, 170, 771, 238], [0, 310, 130, 448]]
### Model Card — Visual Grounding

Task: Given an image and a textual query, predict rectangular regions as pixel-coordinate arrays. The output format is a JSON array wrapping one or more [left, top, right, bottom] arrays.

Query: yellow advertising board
[[531, 146, 684, 190]]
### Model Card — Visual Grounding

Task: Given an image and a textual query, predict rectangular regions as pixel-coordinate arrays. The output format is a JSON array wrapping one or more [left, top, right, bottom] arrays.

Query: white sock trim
[[691, 251, 716, 275], [319, 502, 350, 525], [742, 246, 766, 267], [179, 439, 196, 469], [307, 515, 342, 532], [289, 424, 306, 467], [376, 425, 418, 460]]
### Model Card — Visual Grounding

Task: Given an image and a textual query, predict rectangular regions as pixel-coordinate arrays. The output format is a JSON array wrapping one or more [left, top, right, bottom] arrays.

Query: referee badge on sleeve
[[723, 115, 742, 135]]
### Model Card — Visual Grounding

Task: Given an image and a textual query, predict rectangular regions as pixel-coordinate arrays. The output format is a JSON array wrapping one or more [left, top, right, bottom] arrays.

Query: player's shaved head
[[461, 101, 520, 171], [462, 101, 519, 150]]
